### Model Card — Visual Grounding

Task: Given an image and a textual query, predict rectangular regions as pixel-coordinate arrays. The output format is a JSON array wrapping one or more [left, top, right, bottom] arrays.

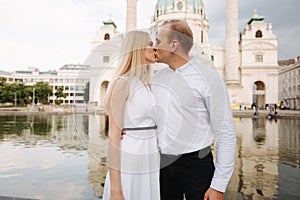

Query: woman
[[102, 30, 160, 200]]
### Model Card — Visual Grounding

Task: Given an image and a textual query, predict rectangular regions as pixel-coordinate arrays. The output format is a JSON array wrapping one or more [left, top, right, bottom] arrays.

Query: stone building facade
[[86, 0, 279, 110]]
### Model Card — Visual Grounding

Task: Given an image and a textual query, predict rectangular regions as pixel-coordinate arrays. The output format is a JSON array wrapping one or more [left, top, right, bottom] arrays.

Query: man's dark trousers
[[160, 149, 215, 200]]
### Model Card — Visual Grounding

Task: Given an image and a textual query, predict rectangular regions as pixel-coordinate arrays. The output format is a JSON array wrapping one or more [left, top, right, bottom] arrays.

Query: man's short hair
[[161, 20, 194, 53]]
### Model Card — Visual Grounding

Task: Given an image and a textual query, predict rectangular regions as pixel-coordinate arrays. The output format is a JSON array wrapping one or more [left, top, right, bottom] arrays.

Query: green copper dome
[[156, 0, 174, 7], [156, 0, 203, 12]]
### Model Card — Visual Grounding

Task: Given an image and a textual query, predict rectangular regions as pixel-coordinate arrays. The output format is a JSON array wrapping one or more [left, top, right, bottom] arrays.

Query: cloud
[[0, 0, 90, 69], [0, 0, 127, 70], [205, 0, 300, 59], [238, 0, 300, 59], [0, 0, 299, 71]]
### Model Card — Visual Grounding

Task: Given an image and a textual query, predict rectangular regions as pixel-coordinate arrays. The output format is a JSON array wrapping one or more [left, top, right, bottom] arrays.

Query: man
[[152, 20, 236, 200]]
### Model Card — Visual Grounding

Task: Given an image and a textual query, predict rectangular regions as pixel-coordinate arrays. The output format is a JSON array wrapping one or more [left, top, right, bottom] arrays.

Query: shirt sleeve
[[206, 74, 237, 193]]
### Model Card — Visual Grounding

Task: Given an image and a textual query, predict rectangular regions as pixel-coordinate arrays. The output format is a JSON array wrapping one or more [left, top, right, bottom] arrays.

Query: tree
[[16, 83, 27, 106], [0, 77, 6, 86], [0, 82, 28, 106], [55, 86, 67, 105], [0, 82, 14, 104], [24, 86, 34, 104], [83, 81, 89, 103], [33, 82, 53, 104]]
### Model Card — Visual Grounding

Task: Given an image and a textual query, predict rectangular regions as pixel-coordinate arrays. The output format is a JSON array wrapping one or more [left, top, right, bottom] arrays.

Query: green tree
[[0, 82, 14, 104], [0, 82, 27, 106], [0, 81, 53, 106], [16, 83, 27, 106], [55, 86, 67, 105], [0, 77, 6, 86], [0, 82, 7, 103], [24, 86, 34, 104], [83, 81, 89, 103], [33, 82, 53, 104]]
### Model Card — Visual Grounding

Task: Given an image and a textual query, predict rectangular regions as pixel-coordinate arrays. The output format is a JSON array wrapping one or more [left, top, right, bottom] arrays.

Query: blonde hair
[[105, 30, 152, 110]]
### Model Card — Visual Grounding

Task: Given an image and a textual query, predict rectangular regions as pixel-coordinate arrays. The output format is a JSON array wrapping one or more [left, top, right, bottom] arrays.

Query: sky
[[0, 0, 299, 72]]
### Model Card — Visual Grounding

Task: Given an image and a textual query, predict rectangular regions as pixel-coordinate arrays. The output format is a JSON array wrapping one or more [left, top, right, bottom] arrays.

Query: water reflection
[[86, 114, 108, 198], [252, 118, 266, 143], [0, 114, 299, 199], [278, 119, 300, 168], [227, 117, 300, 200], [0, 113, 97, 199]]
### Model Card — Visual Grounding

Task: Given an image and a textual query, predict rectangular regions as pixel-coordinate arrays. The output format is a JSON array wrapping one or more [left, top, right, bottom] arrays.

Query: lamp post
[[14, 92, 17, 106], [73, 81, 76, 112], [32, 88, 35, 105]]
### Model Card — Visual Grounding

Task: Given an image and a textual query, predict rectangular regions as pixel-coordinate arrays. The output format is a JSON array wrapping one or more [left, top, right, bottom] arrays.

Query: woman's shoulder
[[112, 76, 129, 88], [110, 76, 129, 92], [117, 75, 128, 80]]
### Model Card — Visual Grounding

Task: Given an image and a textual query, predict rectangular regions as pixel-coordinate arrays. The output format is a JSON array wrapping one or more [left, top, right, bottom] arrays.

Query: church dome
[[152, 0, 209, 51], [156, 0, 203, 13]]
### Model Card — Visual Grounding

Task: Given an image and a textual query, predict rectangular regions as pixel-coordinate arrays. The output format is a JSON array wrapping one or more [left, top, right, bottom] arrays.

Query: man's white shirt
[[151, 57, 236, 193]]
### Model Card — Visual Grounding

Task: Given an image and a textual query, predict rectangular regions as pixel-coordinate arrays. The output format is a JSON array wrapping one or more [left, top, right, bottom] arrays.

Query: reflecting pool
[[0, 113, 299, 199]]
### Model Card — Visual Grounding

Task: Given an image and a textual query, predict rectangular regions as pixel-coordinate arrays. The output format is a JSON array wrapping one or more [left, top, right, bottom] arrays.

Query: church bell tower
[[126, 0, 137, 32], [225, 0, 240, 86]]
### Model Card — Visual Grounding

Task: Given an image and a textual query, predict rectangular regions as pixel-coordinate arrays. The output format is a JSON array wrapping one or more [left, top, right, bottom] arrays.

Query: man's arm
[[206, 73, 237, 193]]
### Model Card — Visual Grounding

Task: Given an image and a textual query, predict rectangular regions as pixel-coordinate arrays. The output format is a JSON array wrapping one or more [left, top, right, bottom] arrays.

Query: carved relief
[[243, 42, 276, 50]]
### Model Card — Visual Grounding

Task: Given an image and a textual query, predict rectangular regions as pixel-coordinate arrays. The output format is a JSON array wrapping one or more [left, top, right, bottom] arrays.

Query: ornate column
[[225, 0, 240, 86], [126, 0, 137, 32]]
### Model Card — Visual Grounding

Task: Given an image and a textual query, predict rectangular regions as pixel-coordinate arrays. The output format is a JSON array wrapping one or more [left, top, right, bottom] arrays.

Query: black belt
[[122, 125, 157, 131], [161, 145, 212, 159]]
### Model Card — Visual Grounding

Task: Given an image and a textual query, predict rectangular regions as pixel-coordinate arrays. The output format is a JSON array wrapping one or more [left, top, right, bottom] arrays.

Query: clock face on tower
[[177, 1, 183, 10]]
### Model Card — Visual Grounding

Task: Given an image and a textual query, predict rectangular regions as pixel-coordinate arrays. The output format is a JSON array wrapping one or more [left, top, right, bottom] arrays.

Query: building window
[[104, 33, 110, 40], [211, 55, 214, 61], [103, 56, 110, 63], [255, 54, 263, 62], [201, 30, 203, 43], [255, 30, 263, 38]]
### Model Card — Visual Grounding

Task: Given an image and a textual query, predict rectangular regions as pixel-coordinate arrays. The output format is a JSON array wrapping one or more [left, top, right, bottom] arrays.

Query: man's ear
[[171, 40, 178, 52]]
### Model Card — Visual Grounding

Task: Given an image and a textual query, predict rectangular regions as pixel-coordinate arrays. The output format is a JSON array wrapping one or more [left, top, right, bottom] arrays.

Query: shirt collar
[[175, 61, 189, 73], [168, 56, 193, 73]]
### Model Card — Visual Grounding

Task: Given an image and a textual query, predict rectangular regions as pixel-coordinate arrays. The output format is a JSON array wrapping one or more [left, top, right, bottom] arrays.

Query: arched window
[[100, 81, 109, 107], [253, 81, 265, 91], [177, 2, 183, 10], [255, 30, 262, 38], [104, 33, 110, 40]]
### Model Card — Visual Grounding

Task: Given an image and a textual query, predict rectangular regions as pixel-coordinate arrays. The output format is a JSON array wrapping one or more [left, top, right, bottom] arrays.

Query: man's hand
[[204, 188, 224, 200]]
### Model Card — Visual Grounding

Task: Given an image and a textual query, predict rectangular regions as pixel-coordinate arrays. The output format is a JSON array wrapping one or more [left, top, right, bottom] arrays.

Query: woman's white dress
[[102, 77, 160, 200]]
